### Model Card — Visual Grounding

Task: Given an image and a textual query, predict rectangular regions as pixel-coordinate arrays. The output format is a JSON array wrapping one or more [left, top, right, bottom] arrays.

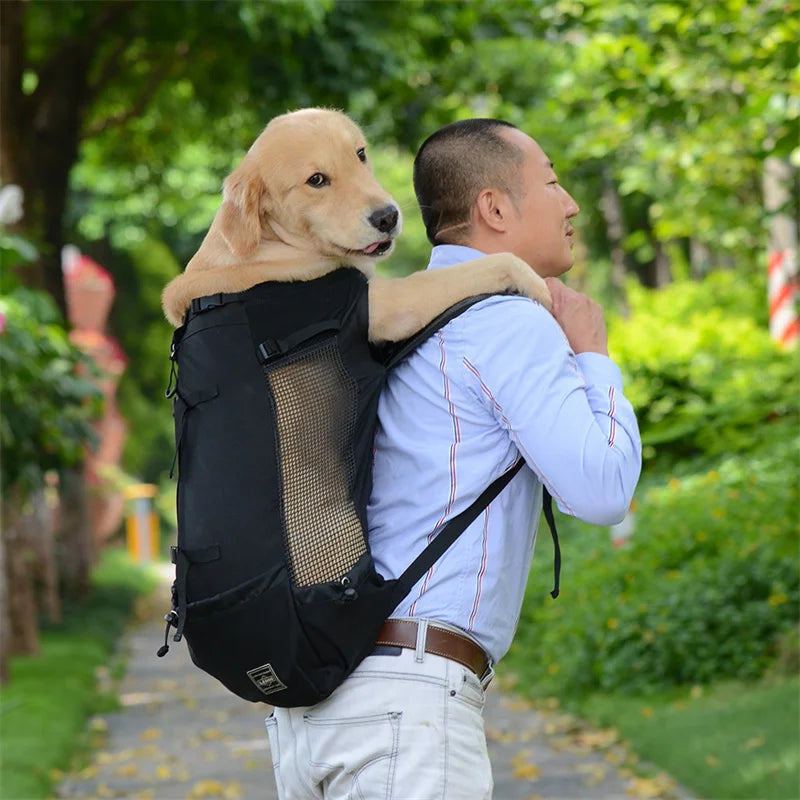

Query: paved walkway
[[58, 578, 692, 800]]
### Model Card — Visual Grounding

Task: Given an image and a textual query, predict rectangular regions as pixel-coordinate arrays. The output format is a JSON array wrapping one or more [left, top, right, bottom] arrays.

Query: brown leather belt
[[375, 619, 491, 684]]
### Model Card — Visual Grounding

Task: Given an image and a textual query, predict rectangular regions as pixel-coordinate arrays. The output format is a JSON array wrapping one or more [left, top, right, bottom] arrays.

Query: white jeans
[[265, 645, 493, 799]]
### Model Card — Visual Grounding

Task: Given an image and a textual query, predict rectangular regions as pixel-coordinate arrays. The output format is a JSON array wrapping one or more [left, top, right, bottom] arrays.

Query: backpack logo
[[246, 663, 287, 696]]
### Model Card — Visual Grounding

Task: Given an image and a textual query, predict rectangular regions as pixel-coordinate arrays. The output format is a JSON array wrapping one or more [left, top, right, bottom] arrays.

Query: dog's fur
[[162, 108, 551, 341]]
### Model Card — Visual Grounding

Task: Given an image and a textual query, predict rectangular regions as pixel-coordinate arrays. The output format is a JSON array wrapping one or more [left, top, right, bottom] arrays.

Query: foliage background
[[4, 0, 797, 671]]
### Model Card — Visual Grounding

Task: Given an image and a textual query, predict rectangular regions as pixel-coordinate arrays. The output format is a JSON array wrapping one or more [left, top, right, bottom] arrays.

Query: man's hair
[[413, 119, 524, 246]]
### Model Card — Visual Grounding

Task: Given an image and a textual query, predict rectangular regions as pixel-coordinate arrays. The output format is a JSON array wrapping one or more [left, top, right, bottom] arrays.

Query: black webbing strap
[[392, 461, 562, 606], [380, 294, 492, 370], [543, 488, 561, 598], [189, 290, 251, 316], [170, 544, 221, 641], [392, 459, 519, 604], [256, 320, 341, 364]]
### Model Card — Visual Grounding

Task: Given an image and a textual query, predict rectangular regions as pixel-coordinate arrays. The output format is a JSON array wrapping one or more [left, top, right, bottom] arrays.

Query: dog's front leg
[[368, 253, 552, 343]]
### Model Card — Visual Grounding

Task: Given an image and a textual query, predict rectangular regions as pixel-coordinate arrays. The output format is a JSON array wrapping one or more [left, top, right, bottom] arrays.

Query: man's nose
[[563, 188, 579, 217]]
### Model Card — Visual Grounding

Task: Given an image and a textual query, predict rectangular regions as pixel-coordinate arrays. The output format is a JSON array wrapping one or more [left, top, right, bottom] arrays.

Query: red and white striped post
[[768, 248, 799, 347], [764, 157, 798, 349]]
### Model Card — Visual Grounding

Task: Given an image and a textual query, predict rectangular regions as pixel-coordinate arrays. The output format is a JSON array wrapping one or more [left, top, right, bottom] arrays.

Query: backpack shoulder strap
[[378, 293, 492, 369], [390, 459, 562, 608], [391, 464, 561, 607]]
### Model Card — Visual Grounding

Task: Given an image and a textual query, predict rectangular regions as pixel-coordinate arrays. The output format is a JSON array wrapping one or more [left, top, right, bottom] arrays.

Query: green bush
[[0, 285, 103, 497], [608, 271, 799, 468], [509, 429, 799, 695], [508, 271, 800, 696]]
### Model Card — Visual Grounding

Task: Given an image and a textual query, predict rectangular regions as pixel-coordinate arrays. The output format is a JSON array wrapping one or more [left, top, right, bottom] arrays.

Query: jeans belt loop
[[414, 619, 428, 663]]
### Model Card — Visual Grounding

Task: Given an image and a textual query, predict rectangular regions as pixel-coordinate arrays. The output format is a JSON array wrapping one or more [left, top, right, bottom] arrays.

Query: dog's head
[[217, 108, 402, 271]]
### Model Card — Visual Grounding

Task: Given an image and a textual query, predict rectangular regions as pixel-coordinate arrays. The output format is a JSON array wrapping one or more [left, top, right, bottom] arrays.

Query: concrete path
[[58, 581, 692, 800]]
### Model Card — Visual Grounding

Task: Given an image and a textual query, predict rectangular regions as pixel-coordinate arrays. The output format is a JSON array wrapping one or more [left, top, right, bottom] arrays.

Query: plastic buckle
[[199, 293, 224, 312], [169, 545, 178, 565]]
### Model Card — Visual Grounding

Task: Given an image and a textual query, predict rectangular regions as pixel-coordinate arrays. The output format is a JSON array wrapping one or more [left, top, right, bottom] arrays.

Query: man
[[267, 119, 642, 799]]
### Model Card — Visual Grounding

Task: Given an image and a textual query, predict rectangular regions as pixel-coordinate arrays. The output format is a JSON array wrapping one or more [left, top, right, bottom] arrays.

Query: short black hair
[[413, 119, 524, 245]]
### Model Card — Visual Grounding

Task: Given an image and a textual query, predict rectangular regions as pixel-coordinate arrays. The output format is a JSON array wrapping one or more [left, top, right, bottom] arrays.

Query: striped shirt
[[367, 245, 642, 664]]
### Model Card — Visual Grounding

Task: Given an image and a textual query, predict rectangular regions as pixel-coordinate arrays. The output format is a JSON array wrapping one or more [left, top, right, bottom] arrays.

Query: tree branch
[[81, 53, 176, 139], [86, 39, 129, 102]]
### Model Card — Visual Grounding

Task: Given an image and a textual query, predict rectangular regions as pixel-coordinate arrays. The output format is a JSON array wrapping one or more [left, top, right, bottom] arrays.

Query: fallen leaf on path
[[501, 696, 533, 712], [576, 763, 608, 785], [625, 773, 676, 798], [188, 780, 225, 798], [511, 751, 542, 781], [486, 727, 518, 743]]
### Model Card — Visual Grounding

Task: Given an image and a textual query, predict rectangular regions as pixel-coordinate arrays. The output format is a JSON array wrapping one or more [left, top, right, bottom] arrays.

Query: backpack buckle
[[191, 293, 225, 314]]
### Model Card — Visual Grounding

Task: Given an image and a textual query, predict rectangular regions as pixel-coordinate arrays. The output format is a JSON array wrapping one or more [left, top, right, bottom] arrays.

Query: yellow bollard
[[123, 484, 160, 562]]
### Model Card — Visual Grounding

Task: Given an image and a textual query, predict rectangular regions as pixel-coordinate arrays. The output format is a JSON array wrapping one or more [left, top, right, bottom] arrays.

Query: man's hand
[[544, 278, 609, 355]]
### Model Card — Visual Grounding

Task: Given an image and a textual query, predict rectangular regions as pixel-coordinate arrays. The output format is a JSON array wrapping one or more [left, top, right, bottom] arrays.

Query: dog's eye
[[357, 148, 367, 163], [306, 173, 329, 188]]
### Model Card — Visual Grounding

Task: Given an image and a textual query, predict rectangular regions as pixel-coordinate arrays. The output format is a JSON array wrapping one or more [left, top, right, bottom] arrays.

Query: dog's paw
[[489, 252, 553, 311]]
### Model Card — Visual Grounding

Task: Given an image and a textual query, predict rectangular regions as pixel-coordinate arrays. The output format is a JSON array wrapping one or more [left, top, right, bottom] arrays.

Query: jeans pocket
[[304, 711, 401, 800], [451, 665, 486, 711], [265, 713, 287, 799]]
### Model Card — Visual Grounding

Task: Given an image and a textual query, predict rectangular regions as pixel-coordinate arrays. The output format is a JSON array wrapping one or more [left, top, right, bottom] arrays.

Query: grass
[[500, 675, 800, 800], [0, 548, 159, 800]]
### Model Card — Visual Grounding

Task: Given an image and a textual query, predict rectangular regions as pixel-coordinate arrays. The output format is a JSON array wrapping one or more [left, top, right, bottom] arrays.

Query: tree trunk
[[600, 170, 630, 315], [0, 1, 99, 315], [1, 486, 40, 658], [29, 489, 61, 624], [57, 467, 95, 600], [689, 238, 711, 278], [653, 239, 673, 287]]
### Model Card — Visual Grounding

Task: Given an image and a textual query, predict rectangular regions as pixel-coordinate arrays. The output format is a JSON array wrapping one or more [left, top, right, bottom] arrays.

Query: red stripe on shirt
[[468, 506, 490, 631], [463, 357, 573, 514], [608, 386, 617, 447], [411, 332, 460, 614]]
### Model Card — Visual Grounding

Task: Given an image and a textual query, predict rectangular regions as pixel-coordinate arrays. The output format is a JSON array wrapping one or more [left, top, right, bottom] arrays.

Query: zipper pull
[[157, 610, 179, 657]]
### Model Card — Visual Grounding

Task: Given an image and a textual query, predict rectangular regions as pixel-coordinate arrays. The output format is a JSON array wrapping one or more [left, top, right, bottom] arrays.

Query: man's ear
[[475, 188, 510, 233], [218, 163, 268, 258]]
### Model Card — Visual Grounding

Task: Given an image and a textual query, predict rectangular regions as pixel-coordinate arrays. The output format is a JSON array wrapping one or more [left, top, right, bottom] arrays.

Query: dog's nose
[[369, 205, 399, 234]]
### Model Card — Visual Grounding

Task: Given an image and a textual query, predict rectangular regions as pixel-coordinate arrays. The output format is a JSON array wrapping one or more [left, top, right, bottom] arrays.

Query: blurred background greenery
[[1, 1, 798, 797]]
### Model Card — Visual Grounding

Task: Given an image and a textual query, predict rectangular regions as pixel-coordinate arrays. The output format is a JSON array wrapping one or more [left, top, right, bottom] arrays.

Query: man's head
[[413, 119, 580, 278]]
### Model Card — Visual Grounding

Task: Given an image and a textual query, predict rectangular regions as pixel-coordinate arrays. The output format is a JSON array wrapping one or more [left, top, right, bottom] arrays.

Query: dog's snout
[[369, 205, 399, 234]]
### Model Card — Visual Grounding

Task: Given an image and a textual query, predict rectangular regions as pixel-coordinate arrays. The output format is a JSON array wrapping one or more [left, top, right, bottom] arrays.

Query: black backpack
[[159, 267, 559, 707]]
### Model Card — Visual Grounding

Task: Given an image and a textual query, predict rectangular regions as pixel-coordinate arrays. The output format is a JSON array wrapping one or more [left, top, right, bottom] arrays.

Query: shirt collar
[[427, 244, 486, 271]]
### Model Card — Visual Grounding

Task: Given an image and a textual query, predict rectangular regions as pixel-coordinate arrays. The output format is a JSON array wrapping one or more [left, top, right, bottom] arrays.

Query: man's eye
[[357, 148, 367, 163], [307, 173, 329, 187]]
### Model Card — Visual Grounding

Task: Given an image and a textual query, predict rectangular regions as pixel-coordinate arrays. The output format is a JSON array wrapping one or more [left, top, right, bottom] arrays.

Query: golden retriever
[[162, 108, 551, 340]]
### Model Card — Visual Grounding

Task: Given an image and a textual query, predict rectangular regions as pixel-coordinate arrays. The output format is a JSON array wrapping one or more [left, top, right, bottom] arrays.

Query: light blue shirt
[[368, 245, 642, 664]]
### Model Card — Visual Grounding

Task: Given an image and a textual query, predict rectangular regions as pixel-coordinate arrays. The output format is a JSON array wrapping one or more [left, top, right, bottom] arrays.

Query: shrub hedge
[[507, 272, 799, 695]]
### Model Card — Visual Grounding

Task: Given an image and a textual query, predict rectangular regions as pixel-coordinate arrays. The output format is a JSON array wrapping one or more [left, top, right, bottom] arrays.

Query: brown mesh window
[[265, 338, 366, 587]]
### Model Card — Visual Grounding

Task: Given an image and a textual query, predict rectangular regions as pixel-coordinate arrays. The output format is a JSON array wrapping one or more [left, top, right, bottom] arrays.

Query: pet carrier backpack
[[159, 267, 559, 707]]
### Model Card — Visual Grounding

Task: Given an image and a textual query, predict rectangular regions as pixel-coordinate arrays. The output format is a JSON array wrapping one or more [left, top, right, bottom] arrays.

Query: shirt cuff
[[575, 352, 624, 390]]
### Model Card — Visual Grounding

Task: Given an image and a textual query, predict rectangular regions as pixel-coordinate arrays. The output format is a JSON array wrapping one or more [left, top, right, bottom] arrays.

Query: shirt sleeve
[[455, 297, 642, 526]]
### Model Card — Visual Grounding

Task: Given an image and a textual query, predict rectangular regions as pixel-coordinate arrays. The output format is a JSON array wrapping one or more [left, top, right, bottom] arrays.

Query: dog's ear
[[218, 164, 267, 258]]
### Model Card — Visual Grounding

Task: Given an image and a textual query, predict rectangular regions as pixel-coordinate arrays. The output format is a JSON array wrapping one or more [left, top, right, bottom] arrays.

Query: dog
[[162, 108, 551, 339]]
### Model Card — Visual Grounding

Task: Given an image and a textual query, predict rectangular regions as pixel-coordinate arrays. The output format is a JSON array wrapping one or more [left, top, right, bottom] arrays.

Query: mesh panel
[[265, 338, 366, 587]]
